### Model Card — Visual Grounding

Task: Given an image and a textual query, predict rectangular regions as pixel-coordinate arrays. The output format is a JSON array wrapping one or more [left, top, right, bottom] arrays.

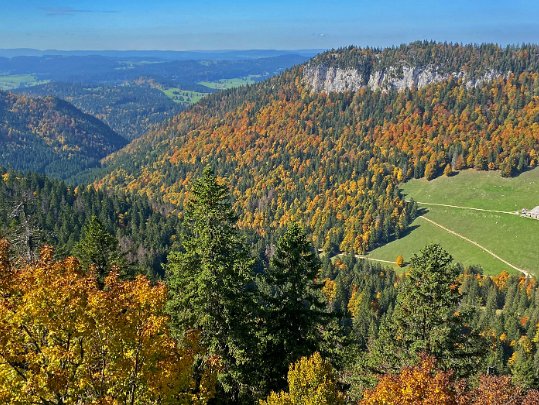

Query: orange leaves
[[463, 375, 539, 405], [361, 356, 456, 405], [361, 356, 539, 405]]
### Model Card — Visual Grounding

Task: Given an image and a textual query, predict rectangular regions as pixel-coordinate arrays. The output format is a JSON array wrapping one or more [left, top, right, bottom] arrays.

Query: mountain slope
[[96, 42, 539, 255], [17, 82, 183, 140], [0, 91, 126, 178]]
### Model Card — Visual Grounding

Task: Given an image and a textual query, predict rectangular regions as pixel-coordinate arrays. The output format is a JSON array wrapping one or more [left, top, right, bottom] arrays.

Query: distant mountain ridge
[[0, 91, 126, 178], [17, 82, 183, 140], [303, 42, 539, 92], [0, 48, 323, 60]]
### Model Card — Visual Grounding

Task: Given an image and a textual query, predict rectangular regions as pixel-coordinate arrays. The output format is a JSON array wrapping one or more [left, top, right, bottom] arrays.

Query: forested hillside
[[17, 82, 183, 140], [0, 91, 126, 178], [96, 42, 539, 255], [1, 168, 539, 403], [0, 168, 177, 277]]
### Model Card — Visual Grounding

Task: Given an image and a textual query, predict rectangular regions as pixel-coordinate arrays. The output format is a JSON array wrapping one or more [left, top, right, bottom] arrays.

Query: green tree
[[510, 337, 539, 389], [165, 166, 255, 399], [257, 223, 328, 393], [74, 215, 121, 286], [371, 244, 485, 376]]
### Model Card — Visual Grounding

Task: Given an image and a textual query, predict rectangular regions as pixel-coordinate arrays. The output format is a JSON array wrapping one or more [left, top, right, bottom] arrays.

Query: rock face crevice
[[303, 63, 502, 93]]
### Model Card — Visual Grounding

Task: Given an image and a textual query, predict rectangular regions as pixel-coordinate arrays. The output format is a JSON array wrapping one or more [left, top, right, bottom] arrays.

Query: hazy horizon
[[2, 0, 538, 51]]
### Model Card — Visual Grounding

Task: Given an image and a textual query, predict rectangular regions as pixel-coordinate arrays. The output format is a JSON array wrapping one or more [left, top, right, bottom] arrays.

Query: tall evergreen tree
[[371, 244, 485, 376], [257, 223, 327, 393], [73, 215, 121, 286], [165, 166, 256, 399]]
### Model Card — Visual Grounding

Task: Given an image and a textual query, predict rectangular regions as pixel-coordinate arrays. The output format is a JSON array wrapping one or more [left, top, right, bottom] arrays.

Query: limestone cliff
[[303, 63, 502, 93]]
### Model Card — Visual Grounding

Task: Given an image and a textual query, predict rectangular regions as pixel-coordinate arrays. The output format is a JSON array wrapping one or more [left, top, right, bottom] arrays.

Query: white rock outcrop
[[303, 63, 502, 93]]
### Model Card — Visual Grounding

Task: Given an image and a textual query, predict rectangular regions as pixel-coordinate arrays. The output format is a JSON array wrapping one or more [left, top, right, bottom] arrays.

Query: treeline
[[97, 42, 539, 256], [1, 168, 538, 403], [0, 168, 178, 278], [312, 41, 539, 77]]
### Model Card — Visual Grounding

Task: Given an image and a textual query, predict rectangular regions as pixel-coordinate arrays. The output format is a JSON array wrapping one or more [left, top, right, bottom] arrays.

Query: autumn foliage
[[97, 44, 539, 257], [361, 356, 539, 405], [0, 241, 217, 404], [261, 352, 344, 405], [361, 356, 456, 405]]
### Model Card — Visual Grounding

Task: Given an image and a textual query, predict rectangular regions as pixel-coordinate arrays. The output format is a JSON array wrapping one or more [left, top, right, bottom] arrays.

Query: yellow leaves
[[261, 352, 344, 405], [0, 246, 215, 404], [322, 279, 337, 303], [348, 287, 364, 319]]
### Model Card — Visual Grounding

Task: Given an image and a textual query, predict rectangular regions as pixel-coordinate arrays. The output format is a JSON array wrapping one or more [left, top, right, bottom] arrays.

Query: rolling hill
[[17, 82, 183, 140], [94, 42, 539, 262], [0, 91, 126, 178]]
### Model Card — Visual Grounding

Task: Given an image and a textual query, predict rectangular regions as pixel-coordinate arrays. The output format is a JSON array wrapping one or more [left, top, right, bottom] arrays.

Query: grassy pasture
[[161, 87, 207, 104], [0, 74, 48, 90], [365, 168, 539, 276], [199, 75, 261, 90]]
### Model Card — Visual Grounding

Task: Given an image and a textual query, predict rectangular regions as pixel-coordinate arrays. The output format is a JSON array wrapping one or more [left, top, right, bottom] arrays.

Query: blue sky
[[1, 0, 538, 50]]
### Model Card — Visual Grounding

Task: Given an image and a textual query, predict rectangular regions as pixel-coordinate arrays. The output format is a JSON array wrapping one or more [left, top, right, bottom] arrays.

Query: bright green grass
[[366, 168, 539, 276], [367, 216, 510, 275], [199, 75, 261, 90], [0, 74, 48, 90], [401, 168, 539, 211], [161, 87, 207, 105]]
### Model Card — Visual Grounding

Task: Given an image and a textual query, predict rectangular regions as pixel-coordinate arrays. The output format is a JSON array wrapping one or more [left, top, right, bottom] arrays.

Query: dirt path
[[355, 256, 396, 265], [333, 253, 396, 265], [413, 201, 518, 215], [417, 216, 531, 278]]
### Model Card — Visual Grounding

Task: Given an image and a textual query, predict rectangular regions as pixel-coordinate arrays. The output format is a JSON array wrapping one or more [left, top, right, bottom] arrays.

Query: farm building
[[521, 206, 539, 220]]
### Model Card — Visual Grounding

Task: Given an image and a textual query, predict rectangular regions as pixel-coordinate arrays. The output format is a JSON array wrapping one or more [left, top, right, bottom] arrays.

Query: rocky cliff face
[[303, 63, 502, 93]]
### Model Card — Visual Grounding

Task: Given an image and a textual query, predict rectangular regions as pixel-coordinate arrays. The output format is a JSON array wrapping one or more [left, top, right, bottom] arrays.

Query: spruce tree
[[371, 244, 485, 376], [74, 215, 121, 286], [257, 223, 327, 393], [165, 166, 255, 399]]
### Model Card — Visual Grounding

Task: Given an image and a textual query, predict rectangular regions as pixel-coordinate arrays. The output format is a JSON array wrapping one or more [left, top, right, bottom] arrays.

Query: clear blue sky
[[1, 0, 538, 50]]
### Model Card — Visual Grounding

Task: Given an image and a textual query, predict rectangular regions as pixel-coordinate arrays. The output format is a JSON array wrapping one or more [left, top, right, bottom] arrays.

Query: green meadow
[[199, 75, 261, 90], [161, 87, 207, 104], [366, 168, 539, 276], [0, 74, 48, 90]]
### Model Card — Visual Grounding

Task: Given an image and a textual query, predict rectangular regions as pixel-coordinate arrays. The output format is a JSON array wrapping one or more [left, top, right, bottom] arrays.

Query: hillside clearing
[[366, 168, 539, 277]]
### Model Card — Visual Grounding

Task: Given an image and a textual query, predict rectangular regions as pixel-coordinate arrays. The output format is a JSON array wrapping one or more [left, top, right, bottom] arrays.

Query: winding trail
[[412, 201, 518, 216], [417, 216, 531, 278]]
